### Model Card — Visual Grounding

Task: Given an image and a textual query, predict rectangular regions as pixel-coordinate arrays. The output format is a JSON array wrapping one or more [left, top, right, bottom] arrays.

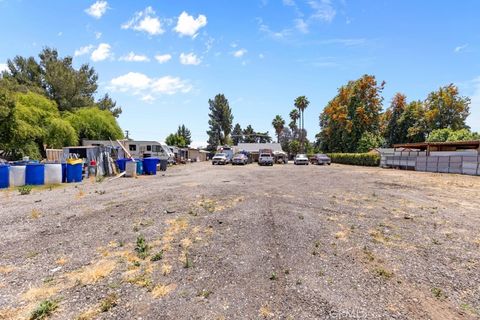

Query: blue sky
[[0, 0, 479, 146]]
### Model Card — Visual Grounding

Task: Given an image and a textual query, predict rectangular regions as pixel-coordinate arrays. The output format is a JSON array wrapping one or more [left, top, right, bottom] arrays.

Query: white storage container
[[9, 165, 26, 187], [44, 163, 62, 184], [125, 160, 137, 178]]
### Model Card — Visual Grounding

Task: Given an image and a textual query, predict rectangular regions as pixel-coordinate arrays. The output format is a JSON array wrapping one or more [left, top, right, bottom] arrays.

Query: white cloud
[[0, 63, 8, 73], [91, 43, 112, 61], [454, 44, 468, 53], [174, 11, 207, 38], [155, 54, 172, 64], [57, 32, 63, 37], [74, 45, 94, 57], [85, 0, 109, 19], [95, 31, 102, 39], [259, 53, 265, 59], [109, 72, 192, 101], [308, 0, 336, 23], [295, 18, 309, 33], [122, 7, 164, 36], [119, 52, 150, 62], [258, 18, 291, 39], [179, 52, 201, 65], [233, 48, 247, 58], [283, 0, 296, 5]]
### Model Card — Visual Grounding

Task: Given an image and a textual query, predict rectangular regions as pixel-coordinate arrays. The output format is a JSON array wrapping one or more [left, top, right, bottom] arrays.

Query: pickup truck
[[258, 153, 274, 166]]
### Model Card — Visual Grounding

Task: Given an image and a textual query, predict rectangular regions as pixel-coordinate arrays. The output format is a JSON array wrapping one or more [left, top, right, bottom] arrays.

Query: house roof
[[393, 140, 480, 151], [236, 143, 283, 153]]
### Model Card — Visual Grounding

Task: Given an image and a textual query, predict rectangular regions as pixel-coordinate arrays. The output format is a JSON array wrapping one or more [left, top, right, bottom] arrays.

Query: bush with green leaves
[[327, 153, 380, 166]]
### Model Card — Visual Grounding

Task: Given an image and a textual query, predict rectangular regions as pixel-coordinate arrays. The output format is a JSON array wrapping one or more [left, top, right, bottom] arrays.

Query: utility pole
[[125, 130, 130, 140]]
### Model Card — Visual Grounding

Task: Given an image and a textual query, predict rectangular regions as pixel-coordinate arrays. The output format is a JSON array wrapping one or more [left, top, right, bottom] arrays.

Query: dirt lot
[[0, 162, 479, 320]]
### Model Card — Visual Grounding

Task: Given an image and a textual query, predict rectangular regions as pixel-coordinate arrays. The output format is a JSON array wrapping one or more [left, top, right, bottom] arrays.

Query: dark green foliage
[[97, 93, 122, 118], [272, 115, 285, 143], [30, 300, 58, 320], [207, 94, 234, 150], [231, 123, 243, 145], [176, 124, 192, 146], [150, 251, 164, 262], [327, 153, 380, 166], [242, 125, 256, 143], [135, 235, 149, 259]]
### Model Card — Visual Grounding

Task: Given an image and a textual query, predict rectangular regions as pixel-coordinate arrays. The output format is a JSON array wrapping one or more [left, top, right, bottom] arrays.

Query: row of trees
[[205, 93, 313, 155], [0, 48, 124, 159], [318, 75, 474, 153]]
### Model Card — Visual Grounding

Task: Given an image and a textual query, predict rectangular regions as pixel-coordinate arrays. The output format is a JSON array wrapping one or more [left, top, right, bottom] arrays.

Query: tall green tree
[[3, 48, 122, 117], [289, 109, 300, 137], [243, 125, 256, 143], [319, 75, 385, 152], [400, 101, 427, 143], [206, 94, 234, 150], [176, 124, 192, 146], [97, 93, 122, 118], [294, 96, 310, 152], [424, 84, 470, 132], [384, 93, 408, 146], [272, 115, 285, 143], [231, 123, 243, 145]]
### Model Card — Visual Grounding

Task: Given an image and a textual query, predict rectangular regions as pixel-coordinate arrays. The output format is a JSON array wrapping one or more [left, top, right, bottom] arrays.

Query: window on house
[[147, 145, 152, 151], [129, 144, 137, 151]]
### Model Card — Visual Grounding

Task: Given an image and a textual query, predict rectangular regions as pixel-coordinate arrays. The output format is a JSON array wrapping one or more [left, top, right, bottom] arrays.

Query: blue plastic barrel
[[0, 164, 9, 188], [143, 157, 159, 175], [66, 163, 83, 183], [116, 158, 133, 172], [25, 163, 45, 185], [61, 163, 67, 183], [135, 159, 143, 175]]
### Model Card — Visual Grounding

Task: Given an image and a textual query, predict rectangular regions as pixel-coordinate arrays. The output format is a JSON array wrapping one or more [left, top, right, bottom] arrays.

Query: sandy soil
[[0, 162, 479, 320]]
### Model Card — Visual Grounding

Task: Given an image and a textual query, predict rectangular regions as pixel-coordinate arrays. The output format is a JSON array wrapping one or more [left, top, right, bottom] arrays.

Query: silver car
[[294, 154, 309, 165], [212, 153, 228, 165], [232, 153, 248, 165]]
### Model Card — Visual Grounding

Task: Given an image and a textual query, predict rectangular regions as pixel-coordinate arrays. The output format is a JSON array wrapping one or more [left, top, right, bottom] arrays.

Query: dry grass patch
[[30, 209, 41, 219], [55, 257, 68, 266], [259, 305, 274, 318], [161, 263, 172, 276], [369, 229, 390, 244], [68, 259, 116, 285], [0, 265, 14, 274], [151, 283, 177, 298], [23, 285, 62, 302]]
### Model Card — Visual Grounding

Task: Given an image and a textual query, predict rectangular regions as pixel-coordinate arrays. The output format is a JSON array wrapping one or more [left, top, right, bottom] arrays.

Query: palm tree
[[271, 115, 285, 143], [289, 109, 300, 133], [294, 96, 310, 152]]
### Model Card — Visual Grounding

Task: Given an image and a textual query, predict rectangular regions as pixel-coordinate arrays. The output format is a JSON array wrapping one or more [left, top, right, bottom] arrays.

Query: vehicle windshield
[[260, 154, 271, 157], [214, 153, 226, 157], [297, 154, 307, 158], [317, 154, 328, 157], [234, 153, 244, 157]]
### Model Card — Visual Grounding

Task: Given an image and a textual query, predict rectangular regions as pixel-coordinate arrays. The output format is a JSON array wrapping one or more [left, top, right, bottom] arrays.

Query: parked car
[[294, 154, 309, 165], [232, 153, 248, 165], [311, 153, 331, 165], [212, 153, 229, 165], [258, 153, 274, 166]]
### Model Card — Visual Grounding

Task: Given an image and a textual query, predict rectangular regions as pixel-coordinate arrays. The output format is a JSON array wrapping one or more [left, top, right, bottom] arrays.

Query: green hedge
[[327, 153, 380, 166]]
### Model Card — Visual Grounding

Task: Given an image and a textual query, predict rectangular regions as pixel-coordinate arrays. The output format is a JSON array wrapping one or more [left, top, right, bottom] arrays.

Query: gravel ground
[[0, 162, 479, 320]]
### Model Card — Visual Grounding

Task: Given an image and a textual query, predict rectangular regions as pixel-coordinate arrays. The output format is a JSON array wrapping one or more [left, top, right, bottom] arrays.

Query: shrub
[[30, 300, 58, 320], [327, 153, 380, 166], [19, 185, 33, 195]]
